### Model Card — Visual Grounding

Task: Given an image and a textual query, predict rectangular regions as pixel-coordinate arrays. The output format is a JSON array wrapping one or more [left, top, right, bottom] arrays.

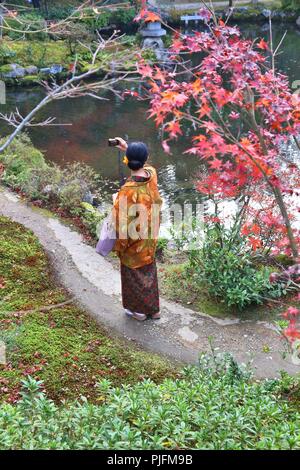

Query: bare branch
[[0, 109, 72, 128]]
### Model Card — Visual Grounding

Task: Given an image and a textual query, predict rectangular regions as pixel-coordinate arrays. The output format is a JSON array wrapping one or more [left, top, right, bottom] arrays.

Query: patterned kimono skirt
[[120, 261, 160, 316]]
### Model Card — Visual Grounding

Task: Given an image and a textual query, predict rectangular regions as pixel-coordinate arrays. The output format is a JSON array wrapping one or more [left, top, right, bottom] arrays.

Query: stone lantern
[[140, 19, 167, 50]]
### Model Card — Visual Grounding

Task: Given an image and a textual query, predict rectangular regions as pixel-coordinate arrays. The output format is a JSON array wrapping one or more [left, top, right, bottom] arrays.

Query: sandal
[[151, 313, 161, 320], [132, 312, 147, 322], [125, 310, 147, 321]]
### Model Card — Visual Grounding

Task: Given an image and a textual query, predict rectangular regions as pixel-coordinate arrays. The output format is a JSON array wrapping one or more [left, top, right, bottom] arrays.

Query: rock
[[50, 64, 63, 74], [233, 7, 249, 13], [25, 65, 38, 75], [1, 63, 25, 79], [262, 9, 272, 18], [297, 16, 300, 28], [39, 67, 51, 75], [238, 7, 249, 12], [82, 191, 94, 205]]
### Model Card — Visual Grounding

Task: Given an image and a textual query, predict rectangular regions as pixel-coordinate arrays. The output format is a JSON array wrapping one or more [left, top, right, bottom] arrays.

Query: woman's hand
[[115, 137, 128, 151]]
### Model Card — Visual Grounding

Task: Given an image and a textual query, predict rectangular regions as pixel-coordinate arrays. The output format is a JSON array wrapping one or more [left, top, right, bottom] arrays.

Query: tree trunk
[[32, 0, 41, 8], [244, 88, 299, 259], [273, 186, 299, 259]]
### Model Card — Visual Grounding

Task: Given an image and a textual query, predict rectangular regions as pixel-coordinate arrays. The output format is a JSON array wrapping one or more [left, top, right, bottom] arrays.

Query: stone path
[[0, 187, 299, 378]]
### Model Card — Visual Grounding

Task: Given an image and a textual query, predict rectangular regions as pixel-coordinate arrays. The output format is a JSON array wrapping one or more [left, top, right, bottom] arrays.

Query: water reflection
[[0, 23, 299, 212]]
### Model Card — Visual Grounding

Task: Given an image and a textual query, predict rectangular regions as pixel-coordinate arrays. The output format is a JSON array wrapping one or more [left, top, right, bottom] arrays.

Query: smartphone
[[108, 138, 120, 147]]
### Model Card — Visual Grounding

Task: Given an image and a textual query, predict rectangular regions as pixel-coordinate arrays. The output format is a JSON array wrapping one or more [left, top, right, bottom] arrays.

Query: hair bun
[[126, 142, 148, 171], [128, 160, 144, 171]]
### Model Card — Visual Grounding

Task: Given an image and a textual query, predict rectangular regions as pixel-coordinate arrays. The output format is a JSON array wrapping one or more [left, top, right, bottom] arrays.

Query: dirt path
[[0, 186, 299, 378]]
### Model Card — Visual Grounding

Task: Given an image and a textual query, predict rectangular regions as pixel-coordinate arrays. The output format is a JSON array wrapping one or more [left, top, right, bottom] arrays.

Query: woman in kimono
[[112, 138, 163, 321]]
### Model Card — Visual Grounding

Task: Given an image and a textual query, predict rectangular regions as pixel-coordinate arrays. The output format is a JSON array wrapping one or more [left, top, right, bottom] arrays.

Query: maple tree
[[282, 306, 300, 342], [134, 6, 300, 347], [135, 7, 300, 260], [134, 0, 161, 23]]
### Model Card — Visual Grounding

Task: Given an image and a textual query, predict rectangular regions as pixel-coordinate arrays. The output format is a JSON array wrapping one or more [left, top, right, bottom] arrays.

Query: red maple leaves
[[135, 20, 300, 258], [134, 1, 161, 24]]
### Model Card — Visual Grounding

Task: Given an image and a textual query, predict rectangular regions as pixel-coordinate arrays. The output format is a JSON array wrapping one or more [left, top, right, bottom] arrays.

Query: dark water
[[1, 23, 300, 205]]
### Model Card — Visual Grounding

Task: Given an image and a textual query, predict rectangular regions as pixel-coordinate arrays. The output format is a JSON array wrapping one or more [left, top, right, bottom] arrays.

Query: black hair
[[126, 142, 149, 171]]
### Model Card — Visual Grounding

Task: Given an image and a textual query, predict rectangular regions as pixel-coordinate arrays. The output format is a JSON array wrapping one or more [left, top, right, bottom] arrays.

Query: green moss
[[19, 75, 39, 86], [0, 216, 176, 403], [4, 40, 70, 68], [0, 134, 47, 189], [0, 64, 13, 74]]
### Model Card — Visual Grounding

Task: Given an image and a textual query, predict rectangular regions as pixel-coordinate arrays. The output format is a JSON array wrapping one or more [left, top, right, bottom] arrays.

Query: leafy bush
[[0, 355, 299, 450], [188, 224, 288, 309], [78, 7, 136, 31], [0, 43, 16, 66], [56, 162, 102, 211], [4, 12, 48, 41], [0, 135, 104, 236], [52, 22, 95, 55], [80, 202, 104, 238], [46, 6, 75, 20], [281, 0, 300, 10], [156, 237, 169, 257], [0, 134, 47, 189], [114, 7, 136, 25]]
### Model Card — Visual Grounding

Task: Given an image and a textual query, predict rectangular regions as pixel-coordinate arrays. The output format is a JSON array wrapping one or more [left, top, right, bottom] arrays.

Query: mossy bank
[[0, 216, 177, 404]]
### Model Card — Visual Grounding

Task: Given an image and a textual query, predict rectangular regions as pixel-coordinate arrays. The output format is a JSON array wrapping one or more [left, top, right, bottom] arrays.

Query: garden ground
[[0, 186, 299, 380], [0, 212, 299, 448], [0, 212, 177, 403]]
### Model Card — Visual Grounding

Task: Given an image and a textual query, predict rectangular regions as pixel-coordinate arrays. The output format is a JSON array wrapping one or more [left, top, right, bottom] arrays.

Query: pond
[[1, 23, 300, 208]]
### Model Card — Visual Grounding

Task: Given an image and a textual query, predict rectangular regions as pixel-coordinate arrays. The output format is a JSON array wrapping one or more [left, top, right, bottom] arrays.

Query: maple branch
[[0, 54, 138, 153], [0, 108, 71, 128], [293, 136, 300, 152], [244, 86, 268, 154]]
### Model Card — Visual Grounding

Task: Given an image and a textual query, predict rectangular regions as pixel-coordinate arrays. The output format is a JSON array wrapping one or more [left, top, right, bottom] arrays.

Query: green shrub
[[4, 12, 48, 41], [80, 202, 105, 238], [0, 43, 16, 66], [0, 355, 299, 450], [57, 162, 102, 212], [114, 7, 136, 25], [188, 225, 288, 309], [46, 6, 75, 21], [0, 135, 104, 234], [78, 6, 136, 31], [78, 8, 112, 30], [52, 22, 95, 55], [0, 134, 47, 190], [17, 162, 63, 201], [281, 0, 300, 10]]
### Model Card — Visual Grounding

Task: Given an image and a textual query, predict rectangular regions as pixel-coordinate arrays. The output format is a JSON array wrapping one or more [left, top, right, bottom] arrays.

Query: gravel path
[[1, 186, 299, 378]]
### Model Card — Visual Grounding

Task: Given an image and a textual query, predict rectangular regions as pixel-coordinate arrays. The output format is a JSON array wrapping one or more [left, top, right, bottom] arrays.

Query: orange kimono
[[113, 166, 163, 269]]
